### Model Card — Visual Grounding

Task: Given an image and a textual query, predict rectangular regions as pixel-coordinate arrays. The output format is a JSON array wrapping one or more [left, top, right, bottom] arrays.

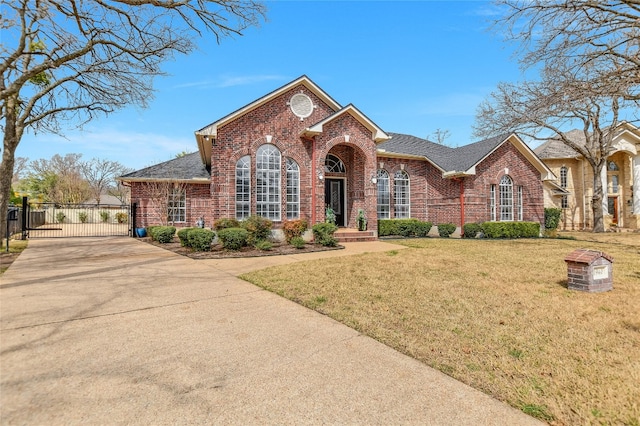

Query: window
[[286, 158, 300, 219], [517, 186, 523, 221], [168, 187, 186, 223], [325, 154, 346, 173], [377, 169, 390, 219], [560, 166, 568, 209], [394, 170, 410, 218], [499, 175, 514, 221], [610, 175, 619, 194], [256, 144, 281, 221], [235, 155, 251, 220], [490, 184, 496, 221]]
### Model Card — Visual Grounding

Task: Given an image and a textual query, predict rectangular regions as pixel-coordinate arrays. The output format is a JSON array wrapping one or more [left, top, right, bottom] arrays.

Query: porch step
[[334, 229, 377, 243]]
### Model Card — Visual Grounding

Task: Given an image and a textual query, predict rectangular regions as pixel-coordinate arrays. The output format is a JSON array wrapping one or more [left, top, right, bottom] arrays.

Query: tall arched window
[[394, 170, 410, 218], [256, 144, 281, 221], [377, 169, 390, 219], [286, 158, 300, 219], [235, 155, 251, 220], [499, 175, 514, 221], [325, 154, 345, 173], [560, 166, 568, 209]]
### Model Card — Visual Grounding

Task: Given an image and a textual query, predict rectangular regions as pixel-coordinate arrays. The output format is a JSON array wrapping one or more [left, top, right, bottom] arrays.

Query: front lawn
[[241, 232, 640, 425]]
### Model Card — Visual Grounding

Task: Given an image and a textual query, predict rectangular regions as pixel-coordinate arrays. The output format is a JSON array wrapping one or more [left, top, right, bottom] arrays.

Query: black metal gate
[[23, 198, 132, 238]]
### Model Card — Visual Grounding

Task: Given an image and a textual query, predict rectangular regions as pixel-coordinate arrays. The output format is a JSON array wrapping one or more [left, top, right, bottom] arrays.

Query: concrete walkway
[[0, 237, 542, 425]]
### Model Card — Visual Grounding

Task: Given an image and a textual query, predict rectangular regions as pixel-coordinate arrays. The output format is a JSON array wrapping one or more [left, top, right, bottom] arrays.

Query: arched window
[[286, 158, 300, 219], [256, 144, 281, 221], [235, 155, 251, 220], [377, 169, 390, 219], [394, 170, 410, 218], [499, 175, 514, 221], [325, 154, 346, 173], [560, 166, 568, 209]]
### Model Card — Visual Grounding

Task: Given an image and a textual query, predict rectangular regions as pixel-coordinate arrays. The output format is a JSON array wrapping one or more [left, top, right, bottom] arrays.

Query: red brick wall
[[130, 182, 211, 228]]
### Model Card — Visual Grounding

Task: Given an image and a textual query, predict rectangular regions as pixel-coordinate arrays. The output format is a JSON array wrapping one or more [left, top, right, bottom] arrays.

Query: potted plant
[[325, 206, 336, 225], [356, 209, 367, 231]]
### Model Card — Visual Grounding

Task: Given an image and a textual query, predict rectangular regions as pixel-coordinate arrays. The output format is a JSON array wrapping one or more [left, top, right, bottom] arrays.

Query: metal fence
[[25, 203, 131, 238]]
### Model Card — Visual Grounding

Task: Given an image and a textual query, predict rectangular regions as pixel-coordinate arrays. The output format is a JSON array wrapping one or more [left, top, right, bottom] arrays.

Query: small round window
[[290, 93, 314, 119]]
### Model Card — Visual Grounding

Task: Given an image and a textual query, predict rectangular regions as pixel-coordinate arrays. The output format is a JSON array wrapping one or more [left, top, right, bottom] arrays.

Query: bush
[[378, 219, 432, 237], [414, 221, 433, 237], [290, 236, 306, 249], [241, 215, 273, 246], [56, 211, 66, 224], [312, 222, 338, 247], [482, 221, 540, 239], [146, 226, 160, 240], [151, 226, 176, 243], [115, 212, 128, 224], [544, 208, 562, 230], [177, 227, 194, 247], [255, 240, 273, 251], [463, 222, 483, 238], [187, 228, 215, 252], [99, 211, 110, 223], [437, 223, 457, 238], [282, 219, 308, 243], [217, 227, 248, 250], [213, 217, 240, 231], [78, 211, 88, 223]]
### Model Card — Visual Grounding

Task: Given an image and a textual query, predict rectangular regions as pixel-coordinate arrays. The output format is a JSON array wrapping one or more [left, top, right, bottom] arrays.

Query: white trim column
[[633, 155, 640, 215]]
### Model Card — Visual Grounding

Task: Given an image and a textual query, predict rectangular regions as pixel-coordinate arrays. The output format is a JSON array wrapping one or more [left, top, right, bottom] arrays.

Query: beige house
[[535, 122, 640, 230]]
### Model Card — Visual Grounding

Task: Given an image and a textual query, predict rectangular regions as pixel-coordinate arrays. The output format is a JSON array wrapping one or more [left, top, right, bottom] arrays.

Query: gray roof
[[119, 152, 210, 181], [533, 129, 584, 159], [380, 132, 512, 173]]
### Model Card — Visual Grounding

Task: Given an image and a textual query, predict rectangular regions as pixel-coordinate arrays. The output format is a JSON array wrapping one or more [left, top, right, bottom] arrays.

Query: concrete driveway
[[0, 237, 542, 425]]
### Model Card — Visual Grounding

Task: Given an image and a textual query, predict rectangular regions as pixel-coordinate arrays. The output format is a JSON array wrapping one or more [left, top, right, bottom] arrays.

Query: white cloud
[[173, 74, 286, 90]]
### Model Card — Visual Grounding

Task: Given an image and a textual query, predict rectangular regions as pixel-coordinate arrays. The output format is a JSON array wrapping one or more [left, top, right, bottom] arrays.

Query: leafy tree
[[475, 1, 640, 232], [20, 154, 92, 204], [0, 0, 265, 241]]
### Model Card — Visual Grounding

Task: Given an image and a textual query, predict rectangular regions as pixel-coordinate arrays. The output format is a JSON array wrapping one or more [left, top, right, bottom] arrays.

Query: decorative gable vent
[[289, 93, 314, 119]]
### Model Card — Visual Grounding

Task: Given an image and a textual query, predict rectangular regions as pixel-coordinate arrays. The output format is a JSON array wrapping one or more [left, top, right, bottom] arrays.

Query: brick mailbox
[[564, 249, 614, 292]]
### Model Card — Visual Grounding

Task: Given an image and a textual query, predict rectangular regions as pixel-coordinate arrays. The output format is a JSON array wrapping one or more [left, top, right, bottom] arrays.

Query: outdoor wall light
[[318, 172, 324, 181], [371, 174, 378, 184]]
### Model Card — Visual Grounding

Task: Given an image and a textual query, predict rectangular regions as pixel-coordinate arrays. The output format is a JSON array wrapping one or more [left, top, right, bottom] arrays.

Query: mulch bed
[[141, 238, 344, 259]]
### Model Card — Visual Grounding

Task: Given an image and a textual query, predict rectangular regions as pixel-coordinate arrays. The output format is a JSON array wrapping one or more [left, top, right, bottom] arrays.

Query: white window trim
[[256, 144, 281, 221], [286, 158, 300, 220], [394, 170, 410, 219], [377, 169, 390, 219], [235, 155, 251, 221]]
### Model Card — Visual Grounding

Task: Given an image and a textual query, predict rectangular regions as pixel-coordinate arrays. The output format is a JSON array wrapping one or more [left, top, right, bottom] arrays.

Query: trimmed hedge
[[213, 218, 240, 231], [544, 208, 562, 230], [378, 219, 433, 237], [437, 223, 456, 238], [481, 221, 540, 239], [241, 215, 273, 246], [217, 227, 248, 250], [177, 227, 194, 246], [312, 222, 338, 247], [187, 228, 215, 251], [462, 222, 483, 239], [151, 226, 176, 243]]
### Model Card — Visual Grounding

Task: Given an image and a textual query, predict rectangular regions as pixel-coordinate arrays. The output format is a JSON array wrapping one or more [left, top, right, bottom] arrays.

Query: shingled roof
[[533, 129, 584, 159], [118, 152, 210, 182]]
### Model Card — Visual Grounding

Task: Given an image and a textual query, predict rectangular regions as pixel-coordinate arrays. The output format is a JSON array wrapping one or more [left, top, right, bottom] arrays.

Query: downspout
[[459, 177, 465, 228]]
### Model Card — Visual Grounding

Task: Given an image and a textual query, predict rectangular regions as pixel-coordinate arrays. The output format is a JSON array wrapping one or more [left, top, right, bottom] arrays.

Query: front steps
[[334, 229, 377, 243]]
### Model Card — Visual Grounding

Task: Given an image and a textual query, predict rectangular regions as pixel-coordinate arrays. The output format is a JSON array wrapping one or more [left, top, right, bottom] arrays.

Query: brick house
[[535, 122, 640, 230], [119, 76, 554, 236]]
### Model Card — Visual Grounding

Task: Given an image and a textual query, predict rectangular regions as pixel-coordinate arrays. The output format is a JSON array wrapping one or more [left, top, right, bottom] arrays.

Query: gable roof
[[379, 132, 555, 180], [194, 75, 343, 167], [301, 104, 391, 143], [117, 152, 210, 183]]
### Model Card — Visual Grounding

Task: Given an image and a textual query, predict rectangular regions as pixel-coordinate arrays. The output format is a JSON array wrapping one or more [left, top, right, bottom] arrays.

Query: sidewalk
[[0, 237, 542, 425]]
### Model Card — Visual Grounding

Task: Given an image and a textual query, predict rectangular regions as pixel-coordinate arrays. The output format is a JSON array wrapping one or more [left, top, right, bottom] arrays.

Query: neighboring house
[[535, 122, 640, 230], [119, 76, 554, 236]]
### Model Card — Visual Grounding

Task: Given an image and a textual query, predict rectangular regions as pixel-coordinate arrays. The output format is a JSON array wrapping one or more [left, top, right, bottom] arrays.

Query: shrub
[[213, 217, 240, 231], [187, 228, 215, 252], [544, 208, 562, 230], [177, 227, 194, 247], [241, 215, 273, 246], [463, 222, 483, 238], [217, 227, 248, 250], [151, 226, 176, 243], [282, 219, 308, 243], [414, 221, 433, 237], [290, 236, 306, 249], [115, 212, 128, 224], [78, 211, 88, 223], [437, 223, 457, 238], [312, 222, 338, 247], [99, 211, 110, 223], [378, 219, 432, 237], [146, 225, 160, 240], [255, 240, 273, 251], [397, 219, 419, 237], [482, 222, 540, 239], [56, 211, 66, 224]]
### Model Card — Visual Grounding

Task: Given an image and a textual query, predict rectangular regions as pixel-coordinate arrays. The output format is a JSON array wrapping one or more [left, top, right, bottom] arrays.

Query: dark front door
[[608, 197, 619, 225], [325, 178, 345, 226]]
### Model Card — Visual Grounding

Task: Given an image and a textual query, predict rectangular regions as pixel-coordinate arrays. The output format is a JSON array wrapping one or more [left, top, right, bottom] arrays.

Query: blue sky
[[17, 0, 525, 171]]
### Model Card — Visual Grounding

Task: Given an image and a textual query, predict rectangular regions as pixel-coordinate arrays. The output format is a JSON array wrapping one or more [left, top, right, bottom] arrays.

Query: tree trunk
[[1, 93, 21, 242], [591, 162, 606, 233]]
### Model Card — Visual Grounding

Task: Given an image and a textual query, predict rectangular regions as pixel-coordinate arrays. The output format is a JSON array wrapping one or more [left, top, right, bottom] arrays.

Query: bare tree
[[11, 156, 28, 185], [0, 0, 265, 241], [429, 128, 452, 146], [82, 158, 132, 204], [145, 180, 188, 226]]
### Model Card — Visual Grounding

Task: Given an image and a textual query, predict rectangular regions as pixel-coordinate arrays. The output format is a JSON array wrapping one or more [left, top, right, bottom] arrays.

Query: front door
[[608, 196, 619, 225], [325, 178, 345, 226]]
